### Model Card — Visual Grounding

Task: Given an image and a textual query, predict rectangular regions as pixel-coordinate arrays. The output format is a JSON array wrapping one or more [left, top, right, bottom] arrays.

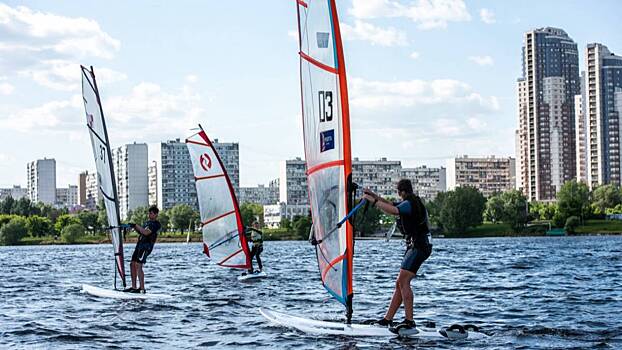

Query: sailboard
[[81, 284, 173, 300], [186, 126, 252, 270], [81, 65, 126, 290], [238, 270, 268, 282]]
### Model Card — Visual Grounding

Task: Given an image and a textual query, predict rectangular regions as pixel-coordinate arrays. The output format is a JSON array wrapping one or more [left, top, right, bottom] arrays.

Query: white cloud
[[18, 60, 127, 91], [0, 99, 76, 132], [349, 0, 471, 30], [348, 77, 499, 111], [287, 29, 298, 41], [409, 51, 420, 59], [0, 76, 14, 94], [468, 55, 494, 66], [185, 74, 198, 83], [341, 20, 407, 46], [479, 8, 496, 24], [0, 4, 120, 72]]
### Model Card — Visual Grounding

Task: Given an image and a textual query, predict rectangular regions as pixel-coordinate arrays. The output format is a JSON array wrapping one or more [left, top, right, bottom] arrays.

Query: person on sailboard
[[245, 221, 264, 274], [124, 205, 161, 293], [362, 179, 432, 333]]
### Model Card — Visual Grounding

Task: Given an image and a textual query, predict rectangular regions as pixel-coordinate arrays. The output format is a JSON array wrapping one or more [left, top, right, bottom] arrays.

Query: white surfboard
[[259, 308, 488, 339], [238, 271, 267, 281], [81, 284, 173, 300]]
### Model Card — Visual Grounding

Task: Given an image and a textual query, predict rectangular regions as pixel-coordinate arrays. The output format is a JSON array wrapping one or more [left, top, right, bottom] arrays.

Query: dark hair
[[397, 179, 414, 194], [148, 205, 160, 215]]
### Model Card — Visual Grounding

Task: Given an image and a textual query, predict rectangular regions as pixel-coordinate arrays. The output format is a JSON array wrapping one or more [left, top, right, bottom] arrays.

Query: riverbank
[[8, 220, 622, 245]]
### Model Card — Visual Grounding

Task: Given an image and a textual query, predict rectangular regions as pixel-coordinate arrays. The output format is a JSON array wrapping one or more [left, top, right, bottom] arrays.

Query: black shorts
[[401, 245, 432, 274], [131, 245, 152, 264]]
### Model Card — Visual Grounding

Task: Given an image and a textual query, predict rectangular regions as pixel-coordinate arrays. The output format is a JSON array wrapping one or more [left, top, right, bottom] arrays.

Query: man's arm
[[134, 224, 152, 236], [362, 189, 399, 216]]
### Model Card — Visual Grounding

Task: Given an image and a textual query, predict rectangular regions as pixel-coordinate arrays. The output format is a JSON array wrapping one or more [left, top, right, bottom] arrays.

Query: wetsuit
[[247, 227, 263, 271], [396, 194, 432, 274], [131, 220, 161, 264]]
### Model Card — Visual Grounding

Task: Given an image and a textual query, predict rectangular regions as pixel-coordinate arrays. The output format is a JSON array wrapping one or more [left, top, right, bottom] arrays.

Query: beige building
[[447, 156, 516, 198]]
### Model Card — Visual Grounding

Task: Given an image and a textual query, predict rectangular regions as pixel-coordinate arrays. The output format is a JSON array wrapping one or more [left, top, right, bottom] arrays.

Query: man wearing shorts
[[362, 179, 432, 333], [124, 205, 161, 294]]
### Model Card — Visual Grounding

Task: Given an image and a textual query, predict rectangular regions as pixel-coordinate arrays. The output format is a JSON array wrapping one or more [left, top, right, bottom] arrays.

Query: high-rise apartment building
[[352, 158, 402, 198], [400, 166, 446, 203], [585, 43, 622, 187], [517, 27, 580, 201], [0, 186, 28, 201], [112, 143, 148, 220], [279, 158, 308, 205], [56, 185, 78, 208], [26, 158, 56, 205], [447, 156, 516, 198], [239, 179, 279, 205], [148, 160, 158, 206], [84, 171, 101, 211]]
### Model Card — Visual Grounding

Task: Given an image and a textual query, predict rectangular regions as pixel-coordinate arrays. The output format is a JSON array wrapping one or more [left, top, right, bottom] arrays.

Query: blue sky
[[0, 0, 620, 188]]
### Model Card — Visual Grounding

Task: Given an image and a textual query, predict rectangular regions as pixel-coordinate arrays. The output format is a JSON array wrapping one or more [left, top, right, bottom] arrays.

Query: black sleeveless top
[[397, 194, 431, 249]]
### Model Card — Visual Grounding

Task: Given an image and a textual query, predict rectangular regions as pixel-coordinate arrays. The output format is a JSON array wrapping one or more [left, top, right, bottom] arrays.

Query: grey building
[[112, 143, 148, 220], [447, 156, 516, 198], [517, 27, 580, 201], [585, 43, 622, 187], [239, 179, 279, 205], [56, 185, 78, 208], [27, 158, 56, 205], [352, 157, 402, 198], [148, 160, 158, 206], [83, 171, 101, 211], [0, 186, 28, 201], [400, 166, 446, 203], [279, 158, 308, 205]]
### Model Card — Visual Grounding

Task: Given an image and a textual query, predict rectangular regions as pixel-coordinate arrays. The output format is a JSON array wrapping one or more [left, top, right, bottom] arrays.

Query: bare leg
[[397, 269, 416, 320], [130, 261, 138, 289], [137, 262, 145, 290], [384, 274, 403, 320]]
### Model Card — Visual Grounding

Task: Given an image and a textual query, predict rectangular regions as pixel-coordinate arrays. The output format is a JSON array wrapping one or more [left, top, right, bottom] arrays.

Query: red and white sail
[[81, 65, 126, 288], [296, 0, 354, 311], [186, 128, 251, 269]]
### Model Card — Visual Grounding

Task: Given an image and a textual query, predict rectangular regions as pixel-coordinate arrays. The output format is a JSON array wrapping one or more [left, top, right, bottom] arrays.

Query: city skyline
[[0, 1, 620, 188]]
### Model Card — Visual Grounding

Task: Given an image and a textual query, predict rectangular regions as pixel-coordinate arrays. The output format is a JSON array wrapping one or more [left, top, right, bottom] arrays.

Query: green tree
[[169, 204, 195, 233], [484, 194, 504, 223], [128, 206, 149, 226], [158, 210, 170, 232], [240, 203, 263, 226], [565, 216, 580, 235], [61, 223, 85, 243], [499, 190, 529, 232], [37, 202, 64, 223], [26, 215, 53, 237], [557, 181, 590, 224], [96, 199, 109, 228], [77, 211, 99, 233], [0, 196, 15, 214], [0, 217, 27, 245], [439, 186, 485, 235], [280, 217, 291, 229], [0, 214, 21, 228], [54, 214, 81, 234], [591, 184, 621, 215], [355, 202, 382, 236], [292, 215, 312, 240], [427, 192, 448, 228], [12, 197, 40, 216]]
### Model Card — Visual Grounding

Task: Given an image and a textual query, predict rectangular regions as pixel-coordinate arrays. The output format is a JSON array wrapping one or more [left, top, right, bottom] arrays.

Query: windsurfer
[[124, 205, 161, 293], [362, 179, 432, 333], [245, 221, 264, 274]]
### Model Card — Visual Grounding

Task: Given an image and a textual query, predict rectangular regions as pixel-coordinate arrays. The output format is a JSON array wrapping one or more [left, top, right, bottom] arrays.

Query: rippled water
[[1, 236, 621, 349]]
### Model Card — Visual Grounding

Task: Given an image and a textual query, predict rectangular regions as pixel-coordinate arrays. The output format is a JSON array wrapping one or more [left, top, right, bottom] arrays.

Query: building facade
[[279, 158, 308, 205], [263, 203, 310, 228], [400, 166, 446, 203], [84, 171, 101, 211], [517, 27, 580, 201], [585, 43, 622, 187], [352, 158, 402, 198], [0, 186, 28, 201], [148, 160, 158, 206], [26, 158, 56, 205], [447, 156, 516, 198], [239, 180, 279, 205], [112, 143, 148, 220], [55, 185, 78, 208]]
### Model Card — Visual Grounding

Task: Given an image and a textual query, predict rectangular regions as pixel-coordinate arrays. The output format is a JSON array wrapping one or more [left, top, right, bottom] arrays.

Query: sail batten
[[81, 65, 126, 289], [186, 128, 251, 269], [296, 0, 354, 314]]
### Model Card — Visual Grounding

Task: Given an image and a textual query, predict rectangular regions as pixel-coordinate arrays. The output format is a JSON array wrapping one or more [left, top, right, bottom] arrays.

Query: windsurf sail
[[186, 126, 251, 269], [296, 0, 355, 321], [81, 65, 126, 289]]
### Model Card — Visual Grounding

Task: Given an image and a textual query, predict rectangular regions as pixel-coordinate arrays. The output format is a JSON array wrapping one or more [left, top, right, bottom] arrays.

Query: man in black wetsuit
[[124, 205, 161, 294], [362, 179, 432, 333], [245, 221, 264, 274]]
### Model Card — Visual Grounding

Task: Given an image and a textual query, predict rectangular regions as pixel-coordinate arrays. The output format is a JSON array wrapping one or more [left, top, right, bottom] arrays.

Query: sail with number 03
[[296, 0, 355, 321], [186, 127, 251, 269], [81, 65, 126, 289]]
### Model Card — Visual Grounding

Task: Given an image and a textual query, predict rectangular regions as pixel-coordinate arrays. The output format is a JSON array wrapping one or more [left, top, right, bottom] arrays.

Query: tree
[[26, 216, 53, 237], [61, 223, 85, 243], [565, 216, 580, 235], [439, 186, 485, 235], [0, 196, 15, 214], [484, 194, 504, 223], [96, 199, 109, 228], [498, 190, 529, 232], [292, 215, 312, 240], [240, 203, 263, 226], [557, 181, 590, 224], [128, 206, 149, 226], [427, 192, 448, 228], [0, 214, 20, 228], [77, 211, 99, 233], [355, 202, 382, 236], [12, 197, 40, 216], [591, 184, 621, 215], [158, 210, 170, 232], [54, 214, 81, 234], [0, 217, 27, 245], [169, 204, 196, 233], [280, 217, 291, 229], [37, 202, 64, 223]]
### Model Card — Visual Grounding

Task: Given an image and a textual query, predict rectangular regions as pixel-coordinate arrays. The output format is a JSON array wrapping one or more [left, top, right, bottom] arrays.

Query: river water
[[1, 236, 621, 349]]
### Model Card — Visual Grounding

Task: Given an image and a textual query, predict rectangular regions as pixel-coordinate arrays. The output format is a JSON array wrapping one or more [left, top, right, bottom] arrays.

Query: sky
[[0, 0, 621, 188]]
